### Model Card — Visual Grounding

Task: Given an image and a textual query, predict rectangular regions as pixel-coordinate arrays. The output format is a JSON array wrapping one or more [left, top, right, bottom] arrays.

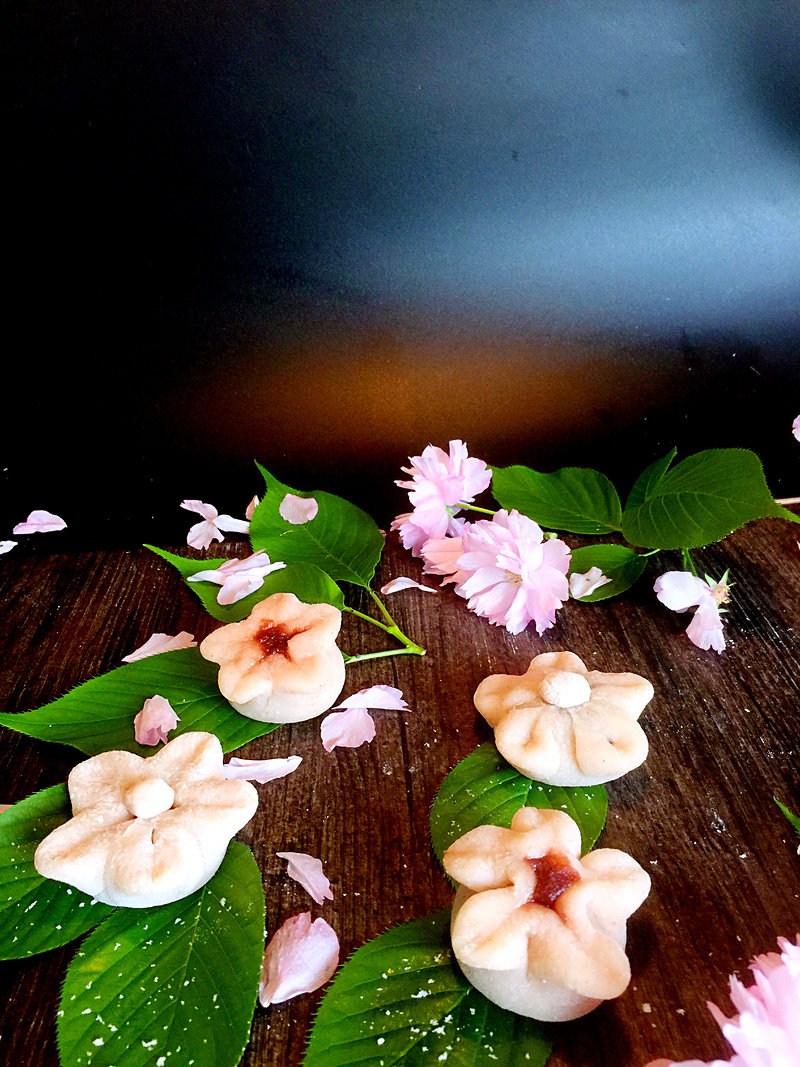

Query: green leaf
[[303, 910, 551, 1067], [568, 544, 649, 601], [430, 742, 607, 866], [57, 842, 265, 1067], [621, 448, 793, 549], [0, 647, 280, 756], [491, 464, 622, 535], [625, 448, 677, 510], [249, 463, 385, 588], [146, 545, 345, 622], [775, 798, 800, 840], [0, 785, 115, 960]]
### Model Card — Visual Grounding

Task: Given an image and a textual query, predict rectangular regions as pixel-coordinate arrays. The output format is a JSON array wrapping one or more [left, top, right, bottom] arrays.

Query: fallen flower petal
[[122, 631, 197, 662], [334, 684, 409, 712], [276, 851, 333, 904], [259, 912, 339, 1007], [188, 550, 287, 604], [320, 707, 376, 752], [793, 414, 800, 442], [380, 576, 439, 595], [0, 541, 17, 554], [279, 493, 319, 525], [12, 510, 67, 535], [0, 804, 10, 814], [569, 567, 612, 599], [181, 499, 249, 549], [223, 755, 302, 783], [246, 495, 260, 520], [133, 695, 180, 746], [645, 935, 800, 1067]]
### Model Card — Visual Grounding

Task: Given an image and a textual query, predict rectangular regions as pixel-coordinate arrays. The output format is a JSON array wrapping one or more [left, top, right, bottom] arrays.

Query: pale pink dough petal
[[259, 913, 339, 1006], [276, 851, 333, 904]]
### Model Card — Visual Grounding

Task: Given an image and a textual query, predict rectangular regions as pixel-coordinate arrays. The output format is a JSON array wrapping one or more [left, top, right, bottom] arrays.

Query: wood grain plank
[[0, 515, 798, 1066]]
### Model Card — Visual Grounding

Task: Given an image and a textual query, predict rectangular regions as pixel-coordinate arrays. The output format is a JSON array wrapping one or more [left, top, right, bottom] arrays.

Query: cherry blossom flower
[[422, 510, 571, 636], [276, 851, 333, 904], [122, 631, 196, 662], [0, 541, 17, 554], [654, 570, 730, 653], [133, 695, 180, 746], [645, 935, 800, 1067], [793, 414, 800, 442], [391, 440, 492, 556], [188, 550, 286, 605], [320, 685, 408, 752], [569, 567, 612, 599], [180, 499, 250, 550], [13, 510, 67, 534], [278, 493, 319, 525], [223, 754, 302, 783], [379, 576, 439, 595], [259, 912, 339, 1007]]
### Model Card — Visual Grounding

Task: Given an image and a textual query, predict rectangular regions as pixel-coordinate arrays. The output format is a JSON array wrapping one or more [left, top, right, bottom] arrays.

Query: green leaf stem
[[303, 910, 552, 1067], [146, 545, 345, 622], [491, 464, 622, 535], [57, 842, 265, 1067], [621, 448, 794, 549], [0, 785, 114, 960], [430, 742, 607, 866], [249, 463, 385, 588], [0, 648, 279, 756], [568, 544, 649, 601]]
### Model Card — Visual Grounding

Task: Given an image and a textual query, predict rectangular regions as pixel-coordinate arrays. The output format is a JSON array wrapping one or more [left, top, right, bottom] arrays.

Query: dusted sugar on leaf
[[33, 732, 258, 908], [199, 592, 346, 723], [443, 806, 650, 1022], [474, 650, 653, 786]]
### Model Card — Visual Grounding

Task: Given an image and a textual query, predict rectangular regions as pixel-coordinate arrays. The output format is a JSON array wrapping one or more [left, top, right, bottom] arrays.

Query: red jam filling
[[526, 851, 580, 908], [255, 622, 294, 658]]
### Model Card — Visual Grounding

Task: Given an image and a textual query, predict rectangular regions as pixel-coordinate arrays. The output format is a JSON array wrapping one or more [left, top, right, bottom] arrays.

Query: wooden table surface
[[1, 515, 799, 1067]]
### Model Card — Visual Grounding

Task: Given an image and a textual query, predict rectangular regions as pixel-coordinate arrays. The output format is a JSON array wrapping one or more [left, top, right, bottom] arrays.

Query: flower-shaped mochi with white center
[[33, 732, 258, 908], [473, 650, 653, 786], [443, 806, 651, 1021], [199, 592, 346, 723]]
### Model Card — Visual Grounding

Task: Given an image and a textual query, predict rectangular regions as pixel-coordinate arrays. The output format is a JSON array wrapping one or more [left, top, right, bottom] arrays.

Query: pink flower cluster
[[391, 442, 571, 636], [647, 934, 800, 1067]]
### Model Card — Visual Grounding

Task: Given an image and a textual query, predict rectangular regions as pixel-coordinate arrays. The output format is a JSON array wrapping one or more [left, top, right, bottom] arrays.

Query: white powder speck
[[142, 1040, 158, 1049], [642, 1003, 652, 1013], [376, 1038, 384, 1046]]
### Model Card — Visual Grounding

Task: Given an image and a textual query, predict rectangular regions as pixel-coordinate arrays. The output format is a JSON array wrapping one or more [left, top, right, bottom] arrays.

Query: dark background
[[5, 0, 799, 549]]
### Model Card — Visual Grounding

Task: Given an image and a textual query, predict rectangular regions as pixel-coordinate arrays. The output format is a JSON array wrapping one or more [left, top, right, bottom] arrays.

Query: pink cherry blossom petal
[[654, 571, 711, 612], [133, 695, 180, 746], [0, 804, 11, 814], [181, 499, 249, 549], [569, 567, 612, 599], [122, 631, 197, 662], [12, 510, 67, 535], [276, 851, 333, 904], [0, 541, 17, 554], [245, 495, 260, 520], [380, 576, 439, 595], [334, 685, 408, 712], [258, 912, 339, 1007], [223, 755, 302, 783], [320, 707, 376, 752], [793, 414, 800, 442], [188, 550, 286, 604], [279, 493, 319, 525], [686, 603, 726, 652]]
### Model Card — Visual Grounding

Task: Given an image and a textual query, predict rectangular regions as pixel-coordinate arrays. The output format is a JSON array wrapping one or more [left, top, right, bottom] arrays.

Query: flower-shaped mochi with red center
[[199, 592, 345, 723], [474, 650, 653, 786], [443, 806, 651, 1021], [34, 732, 258, 908]]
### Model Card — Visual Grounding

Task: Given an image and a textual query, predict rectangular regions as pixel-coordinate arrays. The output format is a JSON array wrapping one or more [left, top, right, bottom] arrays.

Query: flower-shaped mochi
[[199, 592, 346, 723], [443, 806, 651, 1021], [473, 650, 653, 786], [34, 732, 258, 908]]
